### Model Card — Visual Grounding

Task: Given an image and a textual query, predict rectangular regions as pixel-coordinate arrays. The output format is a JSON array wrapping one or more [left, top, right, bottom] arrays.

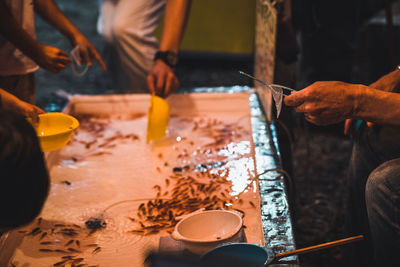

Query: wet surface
[[32, 1, 362, 266]]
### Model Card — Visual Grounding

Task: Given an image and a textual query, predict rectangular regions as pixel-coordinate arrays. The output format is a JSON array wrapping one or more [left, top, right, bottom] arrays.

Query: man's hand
[[34, 44, 71, 74], [284, 81, 360, 125], [72, 34, 106, 71], [147, 60, 179, 98]]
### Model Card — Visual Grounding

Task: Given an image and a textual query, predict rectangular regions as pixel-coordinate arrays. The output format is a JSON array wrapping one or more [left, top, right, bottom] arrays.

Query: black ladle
[[201, 235, 364, 266]]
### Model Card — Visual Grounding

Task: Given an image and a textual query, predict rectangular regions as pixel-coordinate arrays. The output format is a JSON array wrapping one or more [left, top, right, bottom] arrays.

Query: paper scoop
[[146, 94, 170, 143]]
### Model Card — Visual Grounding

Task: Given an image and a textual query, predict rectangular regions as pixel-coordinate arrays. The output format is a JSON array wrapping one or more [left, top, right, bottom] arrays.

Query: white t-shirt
[[0, 0, 39, 76]]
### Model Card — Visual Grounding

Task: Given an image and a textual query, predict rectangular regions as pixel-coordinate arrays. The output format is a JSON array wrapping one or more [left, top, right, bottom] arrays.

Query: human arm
[[147, 0, 192, 98], [284, 81, 400, 126], [34, 0, 106, 71], [344, 68, 400, 136], [0, 0, 71, 73], [0, 89, 44, 124]]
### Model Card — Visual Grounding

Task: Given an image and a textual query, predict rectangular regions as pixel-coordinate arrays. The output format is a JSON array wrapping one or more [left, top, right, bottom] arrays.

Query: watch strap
[[154, 51, 178, 68]]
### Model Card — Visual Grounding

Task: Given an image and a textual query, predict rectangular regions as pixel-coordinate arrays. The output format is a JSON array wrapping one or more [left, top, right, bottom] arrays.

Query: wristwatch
[[154, 51, 178, 68]]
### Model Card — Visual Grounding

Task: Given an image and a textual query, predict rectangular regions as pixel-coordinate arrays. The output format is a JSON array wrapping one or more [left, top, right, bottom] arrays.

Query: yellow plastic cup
[[31, 112, 79, 152], [146, 94, 170, 143]]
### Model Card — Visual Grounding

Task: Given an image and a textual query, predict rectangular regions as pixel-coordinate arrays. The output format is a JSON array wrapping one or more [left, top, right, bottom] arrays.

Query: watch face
[[166, 52, 178, 66], [155, 51, 178, 67]]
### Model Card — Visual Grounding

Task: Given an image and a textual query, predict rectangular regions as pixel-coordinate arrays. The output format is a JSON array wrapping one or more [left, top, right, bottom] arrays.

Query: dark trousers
[[344, 123, 400, 267]]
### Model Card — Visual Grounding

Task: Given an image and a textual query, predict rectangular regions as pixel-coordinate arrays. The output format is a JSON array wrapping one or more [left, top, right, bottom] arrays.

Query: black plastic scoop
[[201, 235, 364, 266]]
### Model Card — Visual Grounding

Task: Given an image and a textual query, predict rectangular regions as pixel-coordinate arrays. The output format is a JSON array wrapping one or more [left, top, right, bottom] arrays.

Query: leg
[[366, 159, 400, 267], [344, 124, 400, 267], [97, 0, 166, 91]]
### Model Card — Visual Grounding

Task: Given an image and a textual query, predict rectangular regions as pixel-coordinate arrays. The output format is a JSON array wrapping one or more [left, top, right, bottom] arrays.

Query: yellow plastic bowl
[[147, 95, 170, 143], [33, 112, 79, 152]]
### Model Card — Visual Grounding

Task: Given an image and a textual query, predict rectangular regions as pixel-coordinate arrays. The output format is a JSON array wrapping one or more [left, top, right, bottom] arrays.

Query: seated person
[[284, 68, 400, 267], [0, 109, 49, 233]]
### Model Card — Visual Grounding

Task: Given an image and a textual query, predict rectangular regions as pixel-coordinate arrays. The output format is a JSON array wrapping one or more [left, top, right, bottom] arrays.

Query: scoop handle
[[274, 235, 364, 260]]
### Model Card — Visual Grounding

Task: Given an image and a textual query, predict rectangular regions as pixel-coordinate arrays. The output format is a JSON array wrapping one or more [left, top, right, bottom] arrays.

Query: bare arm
[[159, 0, 192, 53], [368, 68, 400, 92], [354, 87, 400, 125], [0, 0, 72, 73], [147, 0, 192, 97], [0, 89, 44, 124], [344, 67, 400, 136], [284, 81, 400, 126], [34, 0, 106, 70]]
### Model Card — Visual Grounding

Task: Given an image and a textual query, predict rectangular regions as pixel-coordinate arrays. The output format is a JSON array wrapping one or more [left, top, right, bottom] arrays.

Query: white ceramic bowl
[[171, 210, 243, 255]]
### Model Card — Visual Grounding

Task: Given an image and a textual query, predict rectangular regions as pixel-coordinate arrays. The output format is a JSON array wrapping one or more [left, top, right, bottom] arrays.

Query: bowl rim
[[172, 210, 243, 243], [37, 112, 79, 137]]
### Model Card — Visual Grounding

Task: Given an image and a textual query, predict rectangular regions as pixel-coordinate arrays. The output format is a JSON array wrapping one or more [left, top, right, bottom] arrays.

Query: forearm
[[0, 89, 22, 110], [34, 0, 82, 45], [353, 87, 400, 125], [369, 68, 400, 92], [0, 1, 42, 60], [159, 0, 192, 52]]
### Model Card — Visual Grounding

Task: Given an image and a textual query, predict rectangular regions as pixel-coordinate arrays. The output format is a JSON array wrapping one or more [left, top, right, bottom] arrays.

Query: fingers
[[148, 72, 179, 98], [79, 45, 91, 66], [344, 119, 354, 138], [304, 113, 327, 126], [164, 72, 179, 97], [155, 72, 166, 97], [86, 45, 106, 71], [49, 51, 72, 74], [93, 51, 107, 71], [147, 61, 179, 97], [24, 104, 45, 126], [57, 50, 71, 61], [284, 91, 305, 107], [29, 108, 40, 125], [147, 74, 156, 95]]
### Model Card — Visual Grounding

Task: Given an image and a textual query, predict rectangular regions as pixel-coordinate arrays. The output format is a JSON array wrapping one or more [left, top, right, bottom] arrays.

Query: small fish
[[92, 246, 101, 254], [62, 255, 75, 259], [29, 227, 41, 236], [72, 258, 84, 263], [67, 247, 81, 253], [61, 180, 71, 186], [39, 232, 47, 240], [65, 239, 74, 246], [53, 260, 68, 266], [39, 248, 53, 252], [40, 241, 55, 245]]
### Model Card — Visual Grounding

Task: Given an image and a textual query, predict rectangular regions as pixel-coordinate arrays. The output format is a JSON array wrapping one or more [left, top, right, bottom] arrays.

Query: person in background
[[0, 109, 50, 233], [97, 0, 191, 97], [0, 0, 106, 104], [284, 67, 400, 267]]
